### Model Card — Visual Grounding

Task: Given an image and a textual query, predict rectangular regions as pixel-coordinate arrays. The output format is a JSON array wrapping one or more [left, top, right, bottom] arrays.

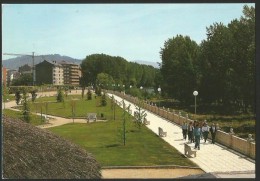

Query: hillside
[[3, 54, 159, 70], [2, 54, 82, 70], [2, 116, 101, 179]]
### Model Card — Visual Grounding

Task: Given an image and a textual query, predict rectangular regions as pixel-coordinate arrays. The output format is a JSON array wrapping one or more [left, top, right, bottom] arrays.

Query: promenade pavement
[[107, 93, 256, 178]]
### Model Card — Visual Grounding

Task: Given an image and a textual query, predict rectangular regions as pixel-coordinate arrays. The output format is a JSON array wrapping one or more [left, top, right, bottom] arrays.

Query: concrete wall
[[107, 90, 255, 160]]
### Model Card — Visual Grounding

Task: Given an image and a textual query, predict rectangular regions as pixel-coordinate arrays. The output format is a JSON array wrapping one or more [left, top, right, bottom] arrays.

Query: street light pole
[[158, 87, 161, 108], [193, 91, 198, 115]]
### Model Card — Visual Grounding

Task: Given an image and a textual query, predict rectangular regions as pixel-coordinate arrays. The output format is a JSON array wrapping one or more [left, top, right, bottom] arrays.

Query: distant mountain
[[2, 54, 82, 70], [131, 60, 160, 69], [2, 54, 160, 70]]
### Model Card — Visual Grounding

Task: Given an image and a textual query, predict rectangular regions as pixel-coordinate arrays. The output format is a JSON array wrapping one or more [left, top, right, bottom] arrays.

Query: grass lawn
[[3, 109, 45, 126], [48, 120, 197, 167], [27, 95, 123, 120]]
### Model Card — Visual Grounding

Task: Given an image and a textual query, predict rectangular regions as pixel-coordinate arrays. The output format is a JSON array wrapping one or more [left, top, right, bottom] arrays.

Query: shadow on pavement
[[177, 173, 217, 178]]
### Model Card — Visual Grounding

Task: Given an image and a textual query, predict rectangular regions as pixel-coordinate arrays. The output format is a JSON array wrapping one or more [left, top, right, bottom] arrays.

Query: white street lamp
[[193, 91, 198, 115], [158, 87, 161, 107]]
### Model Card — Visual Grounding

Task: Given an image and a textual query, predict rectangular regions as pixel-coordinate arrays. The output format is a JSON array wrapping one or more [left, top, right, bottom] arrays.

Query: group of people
[[181, 120, 220, 150]]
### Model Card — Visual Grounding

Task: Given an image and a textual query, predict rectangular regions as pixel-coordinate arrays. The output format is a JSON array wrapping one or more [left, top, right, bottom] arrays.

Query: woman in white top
[[201, 122, 209, 143]]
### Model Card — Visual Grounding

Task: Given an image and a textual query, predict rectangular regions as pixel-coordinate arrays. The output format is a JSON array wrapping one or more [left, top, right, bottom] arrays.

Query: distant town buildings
[[35, 60, 64, 85], [35, 60, 81, 86], [18, 64, 32, 75], [60, 60, 81, 85], [3, 60, 81, 86], [7, 69, 20, 86]]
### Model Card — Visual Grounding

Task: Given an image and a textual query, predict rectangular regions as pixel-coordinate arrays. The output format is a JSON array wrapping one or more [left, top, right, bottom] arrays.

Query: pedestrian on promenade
[[210, 123, 219, 144], [187, 121, 194, 143], [199, 120, 203, 140], [182, 121, 188, 140], [201, 121, 209, 143], [193, 121, 201, 150]]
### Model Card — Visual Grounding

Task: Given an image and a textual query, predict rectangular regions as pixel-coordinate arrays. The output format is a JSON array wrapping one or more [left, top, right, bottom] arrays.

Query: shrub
[[87, 89, 92, 100], [15, 91, 21, 105], [57, 89, 65, 102], [101, 93, 107, 106]]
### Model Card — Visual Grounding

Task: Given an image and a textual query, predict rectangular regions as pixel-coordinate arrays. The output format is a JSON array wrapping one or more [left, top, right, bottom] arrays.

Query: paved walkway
[[107, 93, 255, 178]]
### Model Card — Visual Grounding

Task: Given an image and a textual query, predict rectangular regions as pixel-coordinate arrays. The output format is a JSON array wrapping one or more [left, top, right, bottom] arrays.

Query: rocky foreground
[[2, 116, 101, 179]]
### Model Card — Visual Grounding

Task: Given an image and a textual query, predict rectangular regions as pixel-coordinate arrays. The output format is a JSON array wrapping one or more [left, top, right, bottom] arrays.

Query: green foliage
[[3, 109, 44, 126], [101, 93, 107, 106], [11, 74, 33, 86], [56, 89, 65, 102], [95, 86, 102, 96], [80, 54, 157, 90], [160, 35, 199, 105], [159, 5, 255, 114], [64, 86, 69, 97], [87, 89, 92, 100], [134, 100, 147, 129], [197, 5, 255, 113], [29, 89, 38, 102], [96, 73, 114, 89], [15, 90, 22, 105], [22, 90, 31, 123]]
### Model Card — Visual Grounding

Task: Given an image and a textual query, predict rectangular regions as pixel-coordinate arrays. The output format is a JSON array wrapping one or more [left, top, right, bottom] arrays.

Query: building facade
[[35, 60, 64, 85], [18, 64, 32, 75], [2, 66, 8, 87], [60, 61, 81, 85]]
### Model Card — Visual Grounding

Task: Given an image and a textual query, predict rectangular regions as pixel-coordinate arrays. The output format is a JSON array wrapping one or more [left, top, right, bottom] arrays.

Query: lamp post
[[158, 87, 161, 108], [140, 86, 143, 99], [193, 91, 198, 115]]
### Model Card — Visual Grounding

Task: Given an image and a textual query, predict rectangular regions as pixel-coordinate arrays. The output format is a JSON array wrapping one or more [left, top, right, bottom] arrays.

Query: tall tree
[[160, 35, 199, 104]]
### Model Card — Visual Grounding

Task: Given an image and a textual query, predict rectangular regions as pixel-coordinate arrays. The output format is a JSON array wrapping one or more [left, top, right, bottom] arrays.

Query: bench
[[144, 118, 150, 125], [44, 115, 50, 123], [158, 127, 167, 137], [184, 143, 197, 157], [87, 113, 97, 123], [43, 114, 54, 123]]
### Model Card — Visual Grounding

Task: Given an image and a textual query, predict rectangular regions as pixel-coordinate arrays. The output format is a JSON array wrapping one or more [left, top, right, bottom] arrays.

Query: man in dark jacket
[[210, 123, 218, 144]]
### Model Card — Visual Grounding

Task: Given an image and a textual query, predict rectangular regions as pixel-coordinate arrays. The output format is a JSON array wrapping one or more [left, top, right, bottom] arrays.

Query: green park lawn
[[20, 94, 197, 167], [3, 109, 44, 126], [15, 94, 124, 120], [48, 121, 197, 167]]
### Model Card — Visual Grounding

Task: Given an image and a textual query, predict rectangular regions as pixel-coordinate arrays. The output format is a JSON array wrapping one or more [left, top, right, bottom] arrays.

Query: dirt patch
[[101, 168, 205, 179]]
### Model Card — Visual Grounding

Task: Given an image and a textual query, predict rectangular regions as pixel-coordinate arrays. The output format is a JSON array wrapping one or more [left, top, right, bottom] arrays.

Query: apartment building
[[60, 60, 81, 85], [35, 60, 64, 85], [2, 66, 8, 86]]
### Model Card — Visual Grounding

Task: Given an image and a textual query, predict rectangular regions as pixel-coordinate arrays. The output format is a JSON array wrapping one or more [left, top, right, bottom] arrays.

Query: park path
[[2, 90, 101, 128], [107, 93, 255, 178]]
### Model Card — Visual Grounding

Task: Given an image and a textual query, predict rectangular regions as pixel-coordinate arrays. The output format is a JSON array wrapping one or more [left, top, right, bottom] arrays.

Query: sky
[[2, 3, 255, 63]]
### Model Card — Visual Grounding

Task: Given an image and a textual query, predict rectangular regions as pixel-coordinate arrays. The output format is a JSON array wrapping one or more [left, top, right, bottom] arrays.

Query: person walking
[[193, 121, 201, 150], [182, 121, 188, 140], [187, 121, 194, 143], [199, 120, 203, 140], [201, 122, 209, 143], [210, 123, 218, 144]]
